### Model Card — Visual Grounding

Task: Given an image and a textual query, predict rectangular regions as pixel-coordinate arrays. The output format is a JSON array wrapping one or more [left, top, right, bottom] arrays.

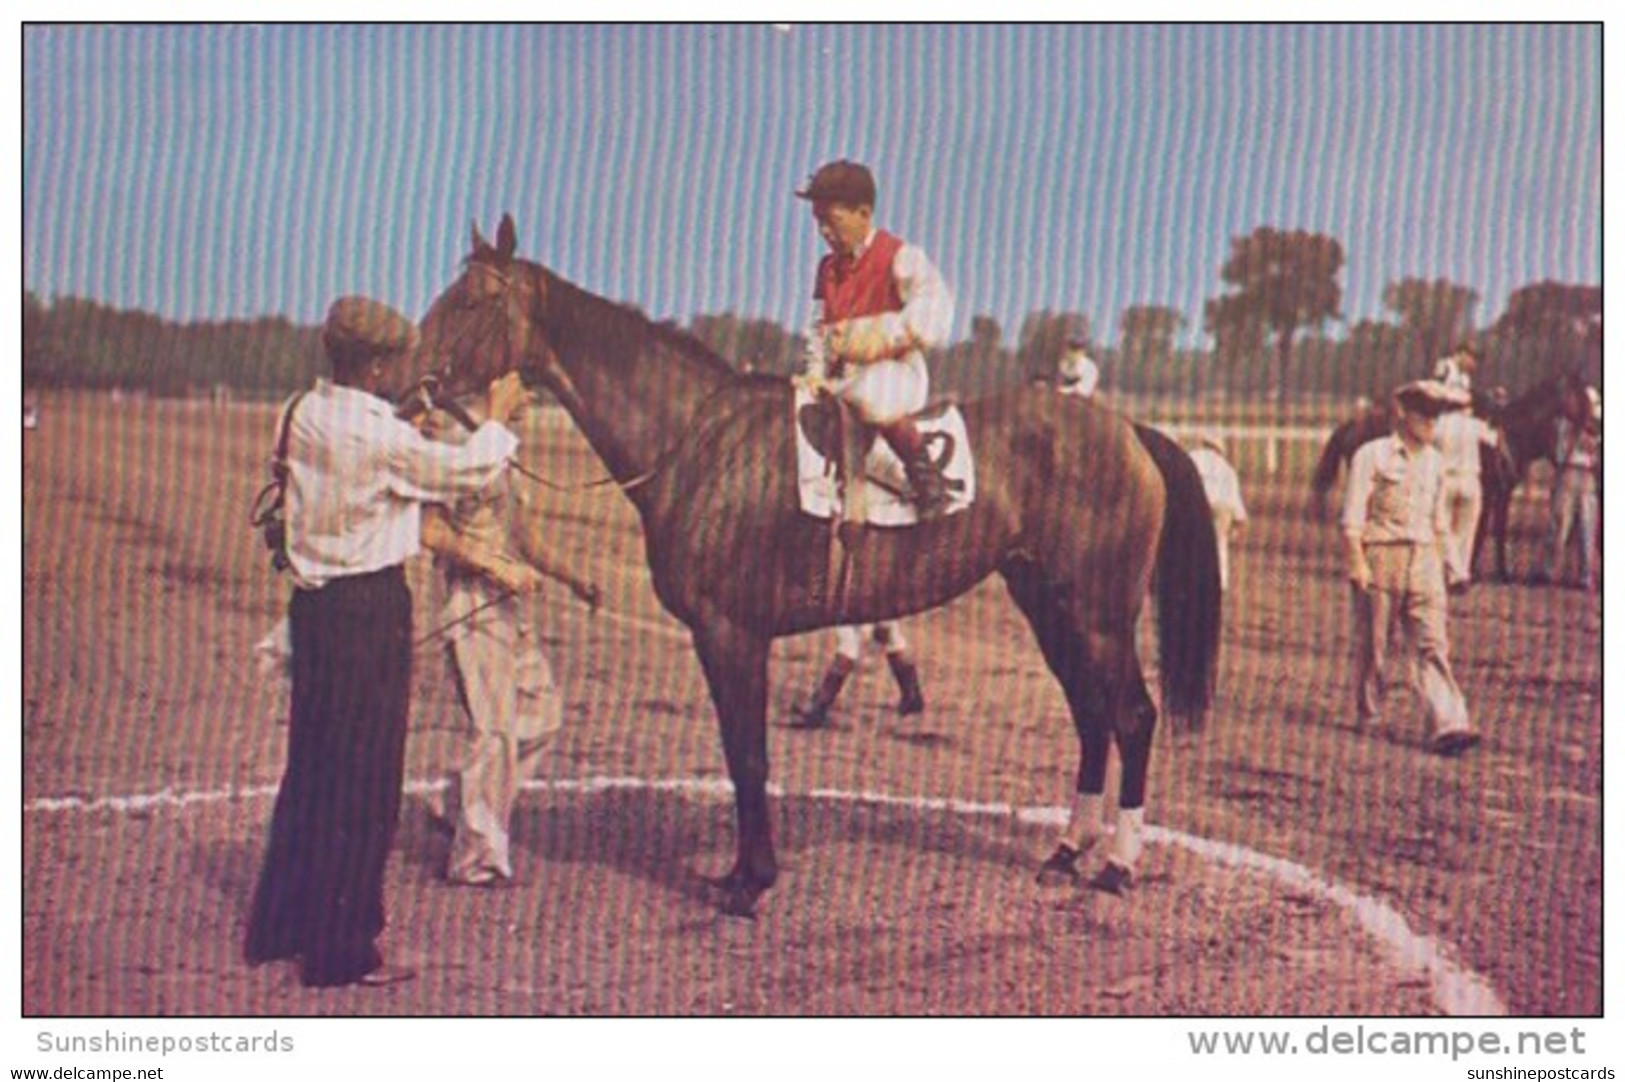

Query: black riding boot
[[888, 651, 925, 716], [880, 419, 952, 519], [789, 655, 853, 729]]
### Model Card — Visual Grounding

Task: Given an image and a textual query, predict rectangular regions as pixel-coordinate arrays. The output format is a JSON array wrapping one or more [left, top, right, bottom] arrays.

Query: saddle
[[795, 392, 968, 527], [793, 389, 973, 617]]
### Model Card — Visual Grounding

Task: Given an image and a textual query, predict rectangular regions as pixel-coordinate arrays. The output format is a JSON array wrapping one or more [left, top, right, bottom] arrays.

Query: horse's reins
[[413, 590, 516, 649]]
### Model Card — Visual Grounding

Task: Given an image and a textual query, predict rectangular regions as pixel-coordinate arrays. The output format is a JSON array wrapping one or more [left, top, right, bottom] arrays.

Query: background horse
[[1309, 406, 1391, 520], [1309, 377, 1573, 582], [411, 216, 1221, 916]]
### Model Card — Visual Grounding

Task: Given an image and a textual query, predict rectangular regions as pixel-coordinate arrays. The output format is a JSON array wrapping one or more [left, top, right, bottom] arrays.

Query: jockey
[[795, 159, 956, 518], [1432, 340, 1479, 395]]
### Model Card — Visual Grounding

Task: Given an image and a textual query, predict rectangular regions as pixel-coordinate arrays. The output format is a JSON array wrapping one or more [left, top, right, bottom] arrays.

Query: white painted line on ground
[[25, 773, 1506, 1016]]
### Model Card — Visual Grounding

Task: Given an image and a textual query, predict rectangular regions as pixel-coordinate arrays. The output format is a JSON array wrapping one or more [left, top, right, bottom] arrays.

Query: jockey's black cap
[[796, 160, 877, 207]]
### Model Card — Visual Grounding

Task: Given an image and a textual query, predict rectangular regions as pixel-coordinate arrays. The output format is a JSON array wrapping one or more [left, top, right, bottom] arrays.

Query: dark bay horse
[[412, 216, 1221, 915], [1310, 377, 1572, 582]]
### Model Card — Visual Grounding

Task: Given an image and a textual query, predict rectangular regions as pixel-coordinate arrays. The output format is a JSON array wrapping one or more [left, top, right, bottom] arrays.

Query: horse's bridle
[[408, 258, 663, 494]]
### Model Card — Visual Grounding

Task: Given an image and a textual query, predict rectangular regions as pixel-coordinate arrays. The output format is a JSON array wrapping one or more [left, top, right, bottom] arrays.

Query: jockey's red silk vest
[[815, 230, 904, 324]]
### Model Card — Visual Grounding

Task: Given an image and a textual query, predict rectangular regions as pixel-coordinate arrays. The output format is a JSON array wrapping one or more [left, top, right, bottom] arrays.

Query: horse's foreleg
[[691, 617, 776, 917]]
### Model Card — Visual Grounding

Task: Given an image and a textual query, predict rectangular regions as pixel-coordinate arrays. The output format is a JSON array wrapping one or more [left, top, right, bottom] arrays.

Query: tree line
[[24, 227, 1600, 404]]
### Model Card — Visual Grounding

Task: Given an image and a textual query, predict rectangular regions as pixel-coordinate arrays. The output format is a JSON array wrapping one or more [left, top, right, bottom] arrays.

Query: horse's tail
[[1133, 423, 1222, 733]]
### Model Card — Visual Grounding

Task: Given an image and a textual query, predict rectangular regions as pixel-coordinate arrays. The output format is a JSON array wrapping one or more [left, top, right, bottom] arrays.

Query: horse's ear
[[471, 220, 492, 259], [496, 214, 518, 261]]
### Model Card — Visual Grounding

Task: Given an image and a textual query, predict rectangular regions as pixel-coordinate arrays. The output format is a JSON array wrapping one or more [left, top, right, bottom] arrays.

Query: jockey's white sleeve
[[893, 244, 954, 350], [801, 304, 831, 379]]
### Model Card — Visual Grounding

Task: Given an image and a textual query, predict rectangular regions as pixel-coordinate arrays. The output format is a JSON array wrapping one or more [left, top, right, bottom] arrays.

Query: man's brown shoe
[[1432, 730, 1481, 757], [356, 962, 418, 987]]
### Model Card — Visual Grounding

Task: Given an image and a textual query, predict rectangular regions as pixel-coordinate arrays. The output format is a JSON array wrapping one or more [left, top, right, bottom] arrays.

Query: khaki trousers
[[1212, 510, 1236, 592], [443, 593, 562, 883], [1350, 543, 1472, 739], [1440, 472, 1483, 586]]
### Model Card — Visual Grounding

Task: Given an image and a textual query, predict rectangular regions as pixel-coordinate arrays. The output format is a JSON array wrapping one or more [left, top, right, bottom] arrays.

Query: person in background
[[409, 396, 601, 888], [1055, 339, 1100, 399], [1542, 380, 1601, 592], [788, 622, 925, 730], [1341, 379, 1480, 757], [1432, 340, 1479, 395], [244, 296, 530, 988], [1431, 391, 1501, 593], [1185, 431, 1247, 591]]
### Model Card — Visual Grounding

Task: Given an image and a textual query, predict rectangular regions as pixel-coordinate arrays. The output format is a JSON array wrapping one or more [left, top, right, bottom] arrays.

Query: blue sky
[[21, 24, 1601, 348]]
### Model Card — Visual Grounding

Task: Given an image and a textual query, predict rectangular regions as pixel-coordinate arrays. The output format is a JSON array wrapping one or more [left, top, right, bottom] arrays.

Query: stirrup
[[903, 461, 953, 518]]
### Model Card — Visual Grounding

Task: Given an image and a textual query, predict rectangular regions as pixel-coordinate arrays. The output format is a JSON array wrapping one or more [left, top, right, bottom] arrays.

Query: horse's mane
[[521, 257, 743, 384]]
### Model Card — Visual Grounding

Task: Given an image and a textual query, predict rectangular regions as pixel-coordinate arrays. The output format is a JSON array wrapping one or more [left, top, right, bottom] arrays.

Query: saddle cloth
[[794, 386, 976, 526]]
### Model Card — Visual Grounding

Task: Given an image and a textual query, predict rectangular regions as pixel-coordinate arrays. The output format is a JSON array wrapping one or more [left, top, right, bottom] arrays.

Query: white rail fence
[[1148, 422, 1333, 475]]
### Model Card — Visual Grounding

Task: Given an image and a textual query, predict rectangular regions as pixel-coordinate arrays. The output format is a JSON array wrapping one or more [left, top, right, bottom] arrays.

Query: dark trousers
[[245, 565, 412, 986]]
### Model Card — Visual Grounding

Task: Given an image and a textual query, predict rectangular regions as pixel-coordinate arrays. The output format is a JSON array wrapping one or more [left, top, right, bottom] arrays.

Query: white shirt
[[1433, 356, 1473, 394], [1188, 446, 1246, 521], [1432, 410, 1497, 476], [283, 379, 519, 588], [802, 229, 954, 380], [1342, 434, 1448, 545], [1057, 350, 1099, 398]]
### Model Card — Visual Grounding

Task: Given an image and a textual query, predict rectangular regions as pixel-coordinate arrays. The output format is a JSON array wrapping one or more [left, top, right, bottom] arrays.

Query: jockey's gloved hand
[[793, 372, 833, 396], [825, 315, 906, 365]]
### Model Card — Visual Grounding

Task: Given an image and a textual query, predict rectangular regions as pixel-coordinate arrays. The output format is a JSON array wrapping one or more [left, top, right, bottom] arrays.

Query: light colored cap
[[1395, 378, 1471, 416], [322, 296, 420, 357]]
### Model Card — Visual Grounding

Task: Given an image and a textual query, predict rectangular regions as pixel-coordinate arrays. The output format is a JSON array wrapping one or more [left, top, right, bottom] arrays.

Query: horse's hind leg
[[1095, 658, 1158, 895], [690, 615, 776, 917], [1001, 563, 1113, 885]]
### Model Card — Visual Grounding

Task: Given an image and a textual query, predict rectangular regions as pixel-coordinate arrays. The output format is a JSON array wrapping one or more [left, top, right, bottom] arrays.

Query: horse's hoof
[[1089, 862, 1133, 896], [719, 888, 759, 920], [1035, 844, 1083, 886], [704, 869, 768, 918]]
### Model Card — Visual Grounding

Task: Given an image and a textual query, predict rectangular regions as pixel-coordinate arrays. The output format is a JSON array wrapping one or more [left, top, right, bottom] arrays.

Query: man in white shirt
[[1185, 432, 1247, 591], [1432, 341, 1479, 395], [1432, 401, 1500, 592], [1342, 379, 1478, 756], [245, 296, 531, 988], [1056, 340, 1100, 398]]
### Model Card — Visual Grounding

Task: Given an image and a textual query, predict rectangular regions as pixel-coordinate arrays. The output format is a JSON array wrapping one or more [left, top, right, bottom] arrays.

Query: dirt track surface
[[21, 394, 1601, 1016]]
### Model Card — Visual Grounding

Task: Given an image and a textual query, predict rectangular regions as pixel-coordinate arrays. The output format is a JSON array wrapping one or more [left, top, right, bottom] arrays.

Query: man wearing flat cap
[[1341, 379, 1480, 757], [245, 295, 532, 987], [795, 159, 956, 518]]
